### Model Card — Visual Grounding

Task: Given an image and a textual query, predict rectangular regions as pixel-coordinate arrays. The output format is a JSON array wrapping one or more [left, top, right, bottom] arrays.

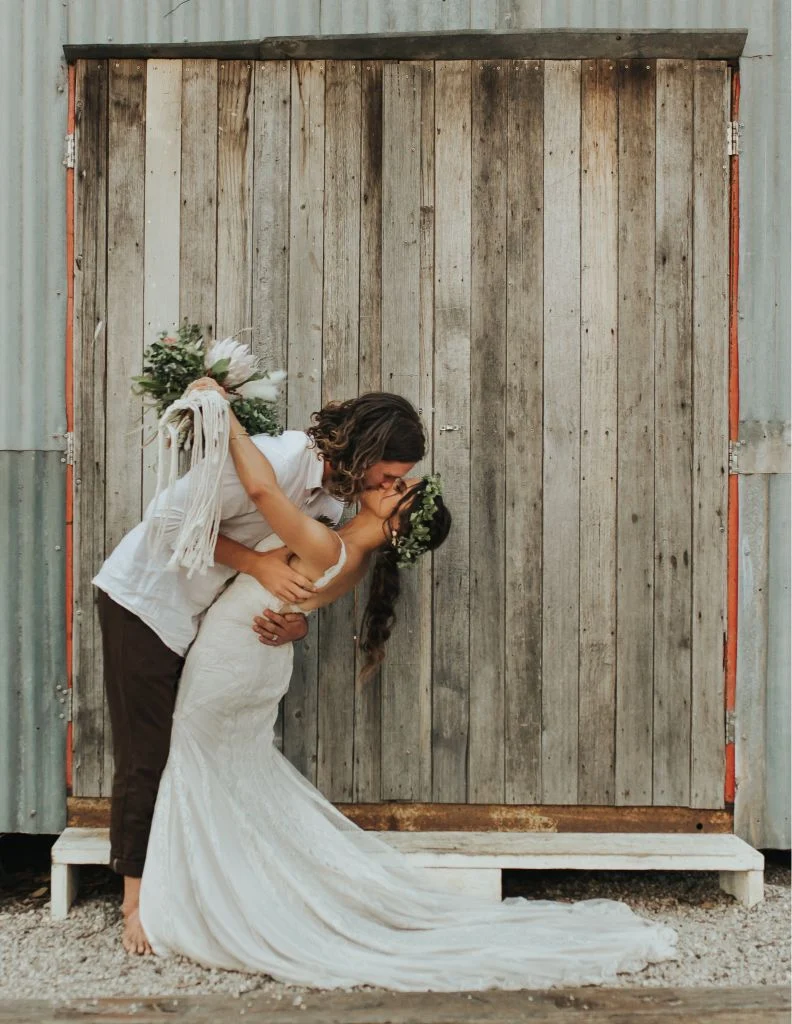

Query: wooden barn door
[[72, 57, 730, 820]]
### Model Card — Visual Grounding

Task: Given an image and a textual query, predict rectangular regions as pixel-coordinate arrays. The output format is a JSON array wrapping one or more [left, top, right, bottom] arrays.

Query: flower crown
[[391, 474, 443, 569]]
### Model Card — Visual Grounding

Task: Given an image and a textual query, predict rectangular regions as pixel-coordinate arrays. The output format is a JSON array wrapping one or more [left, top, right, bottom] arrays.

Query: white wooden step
[[51, 828, 764, 919]]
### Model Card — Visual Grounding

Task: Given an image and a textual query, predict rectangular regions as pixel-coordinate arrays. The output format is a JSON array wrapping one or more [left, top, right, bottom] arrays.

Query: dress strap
[[314, 537, 347, 591]]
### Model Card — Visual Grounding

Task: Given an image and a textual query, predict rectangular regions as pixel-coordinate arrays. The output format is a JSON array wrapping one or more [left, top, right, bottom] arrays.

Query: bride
[[139, 378, 676, 991]]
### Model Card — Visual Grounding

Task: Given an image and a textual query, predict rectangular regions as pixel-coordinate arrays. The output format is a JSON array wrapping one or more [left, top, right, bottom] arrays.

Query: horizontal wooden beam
[[68, 797, 732, 833], [63, 30, 747, 64]]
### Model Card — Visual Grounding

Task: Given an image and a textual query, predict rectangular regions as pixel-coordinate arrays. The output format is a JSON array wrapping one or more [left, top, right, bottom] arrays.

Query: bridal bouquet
[[133, 322, 285, 451]]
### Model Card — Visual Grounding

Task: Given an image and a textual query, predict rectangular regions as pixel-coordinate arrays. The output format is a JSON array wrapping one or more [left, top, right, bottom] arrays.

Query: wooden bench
[[51, 828, 764, 920]]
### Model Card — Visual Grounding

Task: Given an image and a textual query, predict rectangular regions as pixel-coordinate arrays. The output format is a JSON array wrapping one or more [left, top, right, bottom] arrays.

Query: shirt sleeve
[[146, 436, 292, 550]]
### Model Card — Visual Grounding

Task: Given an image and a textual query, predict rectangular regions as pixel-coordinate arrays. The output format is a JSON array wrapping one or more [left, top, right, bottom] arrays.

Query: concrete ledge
[[51, 828, 764, 919]]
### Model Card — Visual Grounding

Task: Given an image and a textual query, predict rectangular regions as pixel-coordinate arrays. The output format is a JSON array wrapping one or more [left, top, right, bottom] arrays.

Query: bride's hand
[[187, 377, 229, 399]]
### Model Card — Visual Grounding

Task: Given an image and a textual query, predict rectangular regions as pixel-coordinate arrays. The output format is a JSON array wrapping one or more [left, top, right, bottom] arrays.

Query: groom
[[93, 392, 426, 954]]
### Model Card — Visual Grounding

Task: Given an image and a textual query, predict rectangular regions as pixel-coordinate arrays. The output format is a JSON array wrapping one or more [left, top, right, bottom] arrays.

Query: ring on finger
[[270, 633, 278, 643]]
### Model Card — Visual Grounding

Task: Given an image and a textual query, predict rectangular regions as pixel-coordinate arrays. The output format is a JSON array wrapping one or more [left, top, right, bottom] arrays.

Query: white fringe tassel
[[148, 389, 231, 578]]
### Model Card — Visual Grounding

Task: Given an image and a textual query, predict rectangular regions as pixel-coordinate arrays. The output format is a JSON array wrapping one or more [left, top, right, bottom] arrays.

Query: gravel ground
[[0, 854, 788, 1001]]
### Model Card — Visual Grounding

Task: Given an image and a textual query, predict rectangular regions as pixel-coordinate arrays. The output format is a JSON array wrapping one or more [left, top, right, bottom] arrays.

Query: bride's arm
[[188, 376, 340, 574], [225, 409, 341, 577]]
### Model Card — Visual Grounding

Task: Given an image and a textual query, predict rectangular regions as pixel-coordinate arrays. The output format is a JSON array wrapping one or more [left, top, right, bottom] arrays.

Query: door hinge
[[727, 121, 742, 157], [64, 431, 75, 466], [728, 439, 743, 473], [63, 133, 75, 169], [66, 687, 73, 723], [725, 708, 736, 745]]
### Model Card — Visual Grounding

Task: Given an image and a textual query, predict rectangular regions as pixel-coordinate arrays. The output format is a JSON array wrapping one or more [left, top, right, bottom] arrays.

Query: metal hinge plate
[[725, 708, 736, 745], [728, 439, 742, 474], [66, 688, 73, 723], [65, 431, 75, 466], [63, 133, 75, 169], [727, 121, 742, 157]]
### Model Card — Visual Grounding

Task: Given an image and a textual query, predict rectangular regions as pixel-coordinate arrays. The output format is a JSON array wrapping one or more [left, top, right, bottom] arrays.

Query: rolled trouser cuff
[[111, 854, 145, 878]]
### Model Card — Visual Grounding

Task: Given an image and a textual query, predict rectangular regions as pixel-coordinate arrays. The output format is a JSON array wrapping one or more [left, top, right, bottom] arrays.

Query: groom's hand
[[246, 548, 315, 604], [254, 611, 309, 647]]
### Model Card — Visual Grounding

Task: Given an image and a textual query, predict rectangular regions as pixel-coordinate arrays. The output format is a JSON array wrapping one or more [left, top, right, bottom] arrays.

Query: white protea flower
[[236, 371, 287, 403], [204, 337, 261, 388]]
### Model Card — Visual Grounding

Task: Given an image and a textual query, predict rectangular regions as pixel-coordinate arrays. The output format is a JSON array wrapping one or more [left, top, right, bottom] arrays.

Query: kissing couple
[[93, 384, 675, 990]]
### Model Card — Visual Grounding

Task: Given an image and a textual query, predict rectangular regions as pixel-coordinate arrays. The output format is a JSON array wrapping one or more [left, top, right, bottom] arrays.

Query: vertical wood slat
[[691, 61, 729, 809], [215, 60, 253, 342], [252, 60, 292, 755], [578, 59, 618, 805], [252, 61, 291, 424], [654, 59, 694, 807], [504, 59, 544, 804], [432, 60, 471, 803], [72, 60, 108, 798], [416, 60, 435, 801], [541, 60, 581, 805], [317, 60, 361, 802], [380, 61, 431, 800], [283, 60, 325, 785], [104, 62, 146, 559], [103, 60, 147, 794], [180, 59, 218, 338], [616, 61, 656, 806], [469, 60, 507, 804], [353, 60, 384, 803], [142, 60, 182, 511]]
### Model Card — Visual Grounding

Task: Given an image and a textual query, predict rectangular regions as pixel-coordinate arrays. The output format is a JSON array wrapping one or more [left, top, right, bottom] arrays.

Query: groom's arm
[[214, 536, 315, 606]]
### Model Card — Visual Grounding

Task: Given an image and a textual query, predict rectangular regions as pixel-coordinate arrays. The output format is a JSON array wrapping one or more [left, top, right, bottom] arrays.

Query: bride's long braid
[[357, 479, 451, 681]]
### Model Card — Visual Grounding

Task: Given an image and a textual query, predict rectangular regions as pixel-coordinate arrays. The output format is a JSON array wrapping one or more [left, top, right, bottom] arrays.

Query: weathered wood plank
[[68, 795, 735, 833], [541, 60, 581, 805], [251, 60, 291, 423], [72, 60, 109, 799], [653, 59, 694, 807], [65, 29, 750, 64], [251, 59, 291, 756], [317, 60, 361, 802], [104, 61, 146, 557], [283, 60, 325, 785], [615, 60, 656, 807], [504, 59, 543, 804], [469, 60, 507, 804], [179, 59, 217, 338], [691, 61, 729, 809], [353, 60, 384, 803], [380, 60, 431, 801], [578, 60, 618, 805], [216, 60, 253, 341], [32, 986, 791, 1024], [142, 60, 182, 510], [431, 61, 471, 803], [102, 60, 147, 795]]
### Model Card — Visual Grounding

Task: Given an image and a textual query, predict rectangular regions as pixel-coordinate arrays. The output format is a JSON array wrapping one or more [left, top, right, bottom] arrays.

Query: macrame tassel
[[148, 389, 231, 578]]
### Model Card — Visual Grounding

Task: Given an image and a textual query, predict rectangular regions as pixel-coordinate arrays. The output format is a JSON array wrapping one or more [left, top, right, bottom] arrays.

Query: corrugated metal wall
[[2, 0, 788, 845]]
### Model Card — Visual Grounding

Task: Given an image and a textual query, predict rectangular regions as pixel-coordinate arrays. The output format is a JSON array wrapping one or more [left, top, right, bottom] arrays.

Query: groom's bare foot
[[122, 905, 152, 955], [121, 875, 152, 955]]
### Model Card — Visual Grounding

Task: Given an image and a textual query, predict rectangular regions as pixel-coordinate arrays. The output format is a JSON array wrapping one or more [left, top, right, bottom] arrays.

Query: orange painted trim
[[725, 72, 740, 805], [65, 64, 76, 793]]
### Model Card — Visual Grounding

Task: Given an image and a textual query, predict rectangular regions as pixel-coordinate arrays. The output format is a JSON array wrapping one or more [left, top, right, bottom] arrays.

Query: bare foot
[[122, 905, 152, 955]]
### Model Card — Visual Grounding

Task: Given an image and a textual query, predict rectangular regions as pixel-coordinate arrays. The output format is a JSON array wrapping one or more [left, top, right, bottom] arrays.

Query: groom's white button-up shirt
[[93, 431, 343, 656]]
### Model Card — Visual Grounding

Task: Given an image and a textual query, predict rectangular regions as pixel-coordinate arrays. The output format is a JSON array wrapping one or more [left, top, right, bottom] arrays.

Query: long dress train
[[140, 535, 676, 991]]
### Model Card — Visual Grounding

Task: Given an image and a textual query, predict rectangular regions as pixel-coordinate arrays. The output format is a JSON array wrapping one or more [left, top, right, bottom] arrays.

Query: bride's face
[[358, 476, 421, 522]]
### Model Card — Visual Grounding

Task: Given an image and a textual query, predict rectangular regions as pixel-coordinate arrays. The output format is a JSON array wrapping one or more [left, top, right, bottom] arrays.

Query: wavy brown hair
[[357, 478, 452, 681], [307, 393, 426, 500]]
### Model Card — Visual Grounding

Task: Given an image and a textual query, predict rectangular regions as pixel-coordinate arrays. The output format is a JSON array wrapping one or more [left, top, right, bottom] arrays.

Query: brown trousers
[[97, 590, 185, 877]]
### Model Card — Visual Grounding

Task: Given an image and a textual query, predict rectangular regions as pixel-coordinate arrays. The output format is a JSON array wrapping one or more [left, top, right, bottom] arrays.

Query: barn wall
[[1, 0, 787, 845]]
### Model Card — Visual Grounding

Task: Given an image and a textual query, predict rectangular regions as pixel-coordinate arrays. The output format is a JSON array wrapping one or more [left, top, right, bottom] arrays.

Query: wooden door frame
[[64, 43, 743, 832]]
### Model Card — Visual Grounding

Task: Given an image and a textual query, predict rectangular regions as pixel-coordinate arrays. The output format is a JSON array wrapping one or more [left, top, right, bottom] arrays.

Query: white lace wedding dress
[[140, 535, 676, 991]]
